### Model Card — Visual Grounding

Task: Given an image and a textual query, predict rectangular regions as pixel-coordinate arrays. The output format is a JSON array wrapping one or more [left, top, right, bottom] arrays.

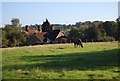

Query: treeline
[[21, 21, 118, 42], [68, 21, 118, 42], [1, 18, 119, 48]]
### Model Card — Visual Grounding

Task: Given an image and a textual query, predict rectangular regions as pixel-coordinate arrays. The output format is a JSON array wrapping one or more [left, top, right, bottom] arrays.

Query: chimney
[[37, 25, 40, 32], [25, 25, 29, 32], [51, 24, 55, 30]]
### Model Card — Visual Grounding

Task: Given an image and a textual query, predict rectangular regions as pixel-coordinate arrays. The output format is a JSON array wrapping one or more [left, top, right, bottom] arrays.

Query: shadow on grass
[[3, 49, 119, 71]]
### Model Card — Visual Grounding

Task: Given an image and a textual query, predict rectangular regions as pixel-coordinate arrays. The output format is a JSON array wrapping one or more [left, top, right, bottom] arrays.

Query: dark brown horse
[[73, 38, 83, 48]]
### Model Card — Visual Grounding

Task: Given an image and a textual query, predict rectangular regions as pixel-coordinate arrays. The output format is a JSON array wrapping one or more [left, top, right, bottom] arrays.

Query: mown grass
[[2, 42, 120, 79]]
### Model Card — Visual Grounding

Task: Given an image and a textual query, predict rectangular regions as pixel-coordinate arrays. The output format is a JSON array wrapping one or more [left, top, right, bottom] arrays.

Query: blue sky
[[1, 2, 118, 27]]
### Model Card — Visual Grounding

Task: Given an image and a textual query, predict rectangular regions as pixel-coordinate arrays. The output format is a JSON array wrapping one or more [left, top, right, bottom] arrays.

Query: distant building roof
[[25, 31, 46, 45], [56, 31, 66, 39], [44, 30, 60, 41], [23, 29, 67, 45], [35, 32, 47, 42], [22, 30, 39, 35]]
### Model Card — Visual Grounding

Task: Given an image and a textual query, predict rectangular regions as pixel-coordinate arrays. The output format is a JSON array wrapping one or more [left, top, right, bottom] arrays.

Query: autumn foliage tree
[[2, 24, 26, 47]]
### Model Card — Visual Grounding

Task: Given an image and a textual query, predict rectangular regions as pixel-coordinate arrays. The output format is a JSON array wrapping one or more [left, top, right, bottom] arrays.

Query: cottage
[[22, 19, 67, 45]]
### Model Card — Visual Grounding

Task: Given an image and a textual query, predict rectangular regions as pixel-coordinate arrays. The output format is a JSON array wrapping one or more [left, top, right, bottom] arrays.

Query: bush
[[103, 36, 115, 42]]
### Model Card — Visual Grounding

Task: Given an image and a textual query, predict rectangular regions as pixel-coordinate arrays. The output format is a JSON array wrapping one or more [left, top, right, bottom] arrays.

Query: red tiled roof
[[22, 30, 39, 35], [35, 32, 47, 42]]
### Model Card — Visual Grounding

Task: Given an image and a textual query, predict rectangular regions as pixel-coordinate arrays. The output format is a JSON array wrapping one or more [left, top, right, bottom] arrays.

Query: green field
[[2, 42, 119, 79]]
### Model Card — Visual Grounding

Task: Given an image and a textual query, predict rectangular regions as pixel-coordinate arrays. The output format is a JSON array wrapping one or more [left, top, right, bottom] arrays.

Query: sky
[[1, 1, 119, 27], [1, 0, 120, 2]]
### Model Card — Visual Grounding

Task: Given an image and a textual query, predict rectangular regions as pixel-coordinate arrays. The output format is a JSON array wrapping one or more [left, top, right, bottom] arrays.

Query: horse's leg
[[77, 44, 79, 48], [74, 44, 76, 48], [76, 44, 77, 48], [75, 43, 77, 48], [79, 44, 80, 48], [75, 44, 78, 48]]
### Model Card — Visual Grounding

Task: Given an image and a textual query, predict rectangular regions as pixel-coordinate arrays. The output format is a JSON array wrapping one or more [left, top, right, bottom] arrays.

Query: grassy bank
[[2, 42, 119, 79]]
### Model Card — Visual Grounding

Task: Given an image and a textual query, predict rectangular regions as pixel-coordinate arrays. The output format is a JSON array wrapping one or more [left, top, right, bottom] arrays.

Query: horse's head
[[81, 44, 83, 48]]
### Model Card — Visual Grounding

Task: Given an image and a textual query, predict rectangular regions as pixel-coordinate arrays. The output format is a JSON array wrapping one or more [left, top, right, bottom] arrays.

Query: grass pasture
[[2, 42, 119, 79]]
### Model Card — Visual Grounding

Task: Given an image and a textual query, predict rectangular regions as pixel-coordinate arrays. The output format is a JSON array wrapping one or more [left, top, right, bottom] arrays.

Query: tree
[[85, 26, 102, 41], [103, 21, 118, 40], [2, 24, 26, 47], [2, 29, 8, 47], [77, 21, 105, 42], [11, 18, 20, 27], [68, 27, 80, 41], [7, 31, 26, 47]]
